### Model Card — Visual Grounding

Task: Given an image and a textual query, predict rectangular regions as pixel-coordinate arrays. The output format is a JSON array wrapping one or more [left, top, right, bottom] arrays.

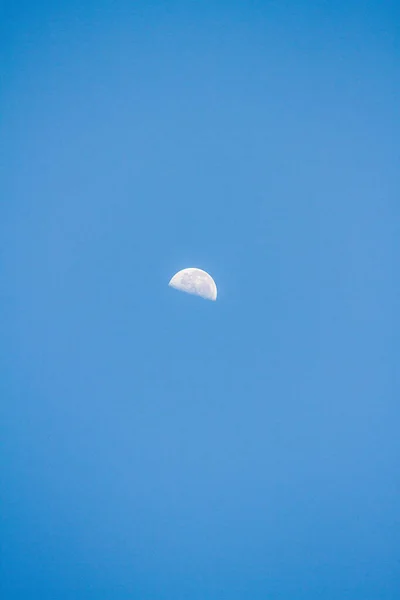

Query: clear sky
[[1, 1, 399, 598]]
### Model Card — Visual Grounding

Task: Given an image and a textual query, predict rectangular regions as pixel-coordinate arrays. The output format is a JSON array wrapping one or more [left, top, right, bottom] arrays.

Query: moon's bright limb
[[168, 268, 217, 301]]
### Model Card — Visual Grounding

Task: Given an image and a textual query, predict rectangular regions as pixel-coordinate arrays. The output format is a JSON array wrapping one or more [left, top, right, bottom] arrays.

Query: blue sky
[[1, 1, 399, 598]]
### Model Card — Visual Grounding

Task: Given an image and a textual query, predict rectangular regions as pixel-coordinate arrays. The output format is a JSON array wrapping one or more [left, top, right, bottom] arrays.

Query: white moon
[[168, 268, 217, 301]]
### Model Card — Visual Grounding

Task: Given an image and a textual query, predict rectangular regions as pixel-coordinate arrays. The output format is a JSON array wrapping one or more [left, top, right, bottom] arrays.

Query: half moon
[[168, 268, 217, 301]]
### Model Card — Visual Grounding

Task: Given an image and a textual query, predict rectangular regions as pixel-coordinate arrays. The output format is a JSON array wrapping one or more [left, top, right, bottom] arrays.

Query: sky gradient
[[1, 1, 399, 598]]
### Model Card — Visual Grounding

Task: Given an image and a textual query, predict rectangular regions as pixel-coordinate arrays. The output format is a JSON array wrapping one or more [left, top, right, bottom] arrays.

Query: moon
[[168, 268, 217, 301]]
